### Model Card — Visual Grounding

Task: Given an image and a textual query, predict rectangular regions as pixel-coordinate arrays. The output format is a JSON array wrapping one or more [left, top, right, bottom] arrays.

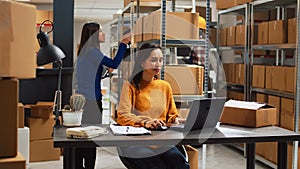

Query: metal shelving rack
[[217, 2, 252, 101], [111, 0, 211, 106], [217, 0, 300, 168]]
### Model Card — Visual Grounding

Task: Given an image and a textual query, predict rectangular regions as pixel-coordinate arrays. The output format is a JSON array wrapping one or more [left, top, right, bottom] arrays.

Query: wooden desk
[[54, 124, 300, 169]]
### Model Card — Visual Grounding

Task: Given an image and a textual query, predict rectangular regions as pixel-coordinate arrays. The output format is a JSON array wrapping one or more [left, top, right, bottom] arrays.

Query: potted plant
[[62, 94, 86, 127]]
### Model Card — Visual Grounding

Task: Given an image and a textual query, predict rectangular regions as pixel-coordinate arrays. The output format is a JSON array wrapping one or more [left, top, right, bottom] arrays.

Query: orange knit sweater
[[117, 79, 179, 126]]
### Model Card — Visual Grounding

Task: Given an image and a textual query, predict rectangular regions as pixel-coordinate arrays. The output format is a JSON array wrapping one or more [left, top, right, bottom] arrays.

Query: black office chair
[[118, 145, 188, 169]]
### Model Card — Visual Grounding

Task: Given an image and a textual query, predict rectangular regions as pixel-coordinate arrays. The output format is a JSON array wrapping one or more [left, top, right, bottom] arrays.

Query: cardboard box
[[229, 63, 236, 83], [288, 143, 300, 169], [235, 64, 244, 85], [235, 25, 245, 45], [268, 20, 287, 44], [268, 95, 280, 126], [256, 93, 267, 103], [220, 28, 227, 46], [288, 18, 297, 43], [26, 116, 55, 140], [256, 142, 278, 164], [222, 63, 230, 83], [144, 12, 154, 41], [185, 145, 198, 169], [272, 66, 285, 91], [0, 152, 26, 169], [216, 0, 238, 9], [30, 139, 60, 162], [184, 6, 212, 22], [227, 26, 236, 46], [152, 11, 199, 40], [280, 98, 294, 131], [209, 27, 217, 46], [257, 22, 269, 45], [30, 102, 54, 118], [36, 10, 53, 24], [254, 11, 269, 22], [252, 65, 265, 88], [0, 1, 36, 79], [134, 16, 143, 42], [227, 91, 244, 100], [220, 100, 277, 127], [0, 79, 18, 158], [285, 66, 296, 93], [165, 65, 204, 95], [265, 66, 285, 91], [18, 103, 25, 128]]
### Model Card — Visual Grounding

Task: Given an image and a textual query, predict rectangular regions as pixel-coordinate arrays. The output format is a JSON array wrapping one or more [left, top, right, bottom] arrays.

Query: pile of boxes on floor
[[0, 1, 59, 168]]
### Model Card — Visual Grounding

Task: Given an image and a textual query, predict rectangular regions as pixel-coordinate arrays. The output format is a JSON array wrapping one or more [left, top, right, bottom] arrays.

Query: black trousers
[[75, 100, 102, 169]]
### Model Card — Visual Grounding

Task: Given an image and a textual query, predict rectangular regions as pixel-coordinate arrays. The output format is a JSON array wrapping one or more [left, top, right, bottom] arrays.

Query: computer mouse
[[156, 125, 168, 131]]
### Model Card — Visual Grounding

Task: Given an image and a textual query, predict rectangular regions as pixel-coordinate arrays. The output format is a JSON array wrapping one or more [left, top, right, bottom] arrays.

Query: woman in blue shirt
[[75, 22, 131, 169]]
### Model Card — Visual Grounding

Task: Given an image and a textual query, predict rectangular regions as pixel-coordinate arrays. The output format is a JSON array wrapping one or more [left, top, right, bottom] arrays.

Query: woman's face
[[142, 48, 163, 76], [99, 30, 105, 43]]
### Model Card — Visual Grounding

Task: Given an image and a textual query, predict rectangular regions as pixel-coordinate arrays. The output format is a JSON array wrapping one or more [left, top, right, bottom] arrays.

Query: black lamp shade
[[37, 31, 65, 66]]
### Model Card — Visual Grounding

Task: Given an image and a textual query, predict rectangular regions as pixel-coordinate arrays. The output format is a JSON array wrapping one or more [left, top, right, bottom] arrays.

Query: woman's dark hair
[[77, 22, 100, 55], [129, 43, 162, 90]]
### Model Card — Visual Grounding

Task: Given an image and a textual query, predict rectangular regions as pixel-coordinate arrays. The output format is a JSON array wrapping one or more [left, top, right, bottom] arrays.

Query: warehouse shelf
[[218, 46, 245, 51], [219, 43, 296, 50], [218, 0, 300, 168], [253, 0, 297, 11], [251, 88, 295, 99], [253, 44, 296, 50], [218, 4, 248, 15], [226, 82, 244, 88], [137, 39, 206, 48]]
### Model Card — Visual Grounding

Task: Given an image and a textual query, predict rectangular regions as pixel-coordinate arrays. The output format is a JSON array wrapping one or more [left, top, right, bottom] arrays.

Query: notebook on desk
[[169, 97, 226, 132]]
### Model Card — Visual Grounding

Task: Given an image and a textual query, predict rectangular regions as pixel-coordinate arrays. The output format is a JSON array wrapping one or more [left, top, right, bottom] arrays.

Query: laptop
[[168, 97, 226, 132]]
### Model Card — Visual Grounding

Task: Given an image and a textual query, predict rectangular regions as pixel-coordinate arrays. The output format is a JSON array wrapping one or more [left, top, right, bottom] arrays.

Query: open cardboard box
[[30, 102, 54, 119], [220, 100, 277, 127]]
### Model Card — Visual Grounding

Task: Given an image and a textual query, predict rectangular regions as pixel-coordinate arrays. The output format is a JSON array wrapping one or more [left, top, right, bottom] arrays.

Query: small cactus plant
[[70, 94, 86, 111], [63, 104, 71, 111]]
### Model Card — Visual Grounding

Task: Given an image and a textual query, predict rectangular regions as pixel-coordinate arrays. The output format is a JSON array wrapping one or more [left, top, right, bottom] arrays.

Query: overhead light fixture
[[36, 20, 66, 128]]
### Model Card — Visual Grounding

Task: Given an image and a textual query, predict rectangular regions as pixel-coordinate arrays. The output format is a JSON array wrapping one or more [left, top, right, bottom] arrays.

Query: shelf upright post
[[244, 3, 251, 101], [116, 16, 122, 104], [160, 0, 167, 80], [204, 0, 210, 98], [292, 1, 300, 169]]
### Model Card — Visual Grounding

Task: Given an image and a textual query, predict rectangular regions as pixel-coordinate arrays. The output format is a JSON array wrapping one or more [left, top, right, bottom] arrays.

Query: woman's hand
[[175, 117, 186, 124], [120, 32, 131, 45], [144, 119, 166, 129]]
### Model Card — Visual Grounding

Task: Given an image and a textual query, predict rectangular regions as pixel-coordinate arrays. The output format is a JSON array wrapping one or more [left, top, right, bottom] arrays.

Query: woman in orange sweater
[[117, 43, 189, 169]]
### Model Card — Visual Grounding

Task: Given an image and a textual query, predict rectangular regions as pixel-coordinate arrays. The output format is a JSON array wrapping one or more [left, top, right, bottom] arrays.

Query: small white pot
[[62, 110, 83, 127]]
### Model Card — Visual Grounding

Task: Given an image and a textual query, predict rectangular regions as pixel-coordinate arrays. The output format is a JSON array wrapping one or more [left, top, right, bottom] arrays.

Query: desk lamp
[[36, 20, 66, 128]]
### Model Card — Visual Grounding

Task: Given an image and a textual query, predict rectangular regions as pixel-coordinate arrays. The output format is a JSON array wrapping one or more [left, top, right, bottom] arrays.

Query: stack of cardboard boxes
[[134, 10, 199, 42], [26, 102, 60, 162], [0, 1, 36, 168]]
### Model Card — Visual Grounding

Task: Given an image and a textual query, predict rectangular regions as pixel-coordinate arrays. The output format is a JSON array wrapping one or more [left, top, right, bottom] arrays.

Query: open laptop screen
[[169, 97, 226, 132]]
